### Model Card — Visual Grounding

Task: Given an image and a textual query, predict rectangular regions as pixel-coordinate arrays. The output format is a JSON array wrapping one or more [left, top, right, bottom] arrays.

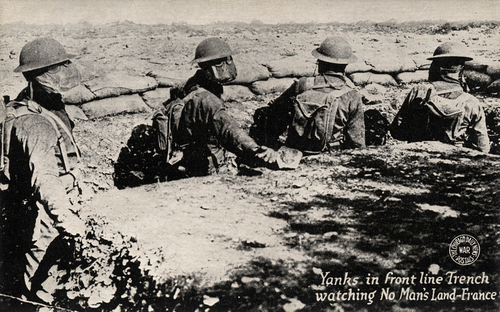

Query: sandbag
[[367, 52, 417, 73], [141, 88, 171, 110], [395, 70, 429, 84], [486, 62, 500, 80], [61, 84, 96, 104], [146, 70, 192, 88], [222, 85, 255, 101], [465, 60, 489, 73], [413, 56, 431, 70], [74, 62, 98, 83], [229, 56, 270, 85], [250, 78, 296, 95], [65, 104, 88, 121], [85, 73, 158, 99], [266, 56, 316, 78], [81, 94, 151, 119], [486, 79, 500, 94], [348, 72, 398, 86], [464, 70, 493, 90], [345, 61, 373, 74]]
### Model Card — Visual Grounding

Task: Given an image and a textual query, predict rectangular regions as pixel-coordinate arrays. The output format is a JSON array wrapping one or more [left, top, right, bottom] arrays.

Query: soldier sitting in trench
[[390, 42, 490, 153], [1, 37, 86, 307], [114, 38, 285, 188], [249, 36, 366, 154]]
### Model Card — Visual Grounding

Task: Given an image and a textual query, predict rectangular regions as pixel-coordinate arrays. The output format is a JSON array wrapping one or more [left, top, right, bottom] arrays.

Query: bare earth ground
[[1, 22, 500, 311]]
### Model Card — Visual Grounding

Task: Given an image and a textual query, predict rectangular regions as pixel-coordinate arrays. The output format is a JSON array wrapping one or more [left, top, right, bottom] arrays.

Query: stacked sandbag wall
[[61, 55, 499, 121], [463, 60, 500, 93]]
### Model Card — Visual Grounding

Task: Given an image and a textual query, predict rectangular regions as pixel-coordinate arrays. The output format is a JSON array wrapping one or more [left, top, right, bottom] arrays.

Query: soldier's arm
[[464, 101, 490, 153], [16, 117, 85, 236], [213, 109, 261, 156], [184, 92, 261, 156]]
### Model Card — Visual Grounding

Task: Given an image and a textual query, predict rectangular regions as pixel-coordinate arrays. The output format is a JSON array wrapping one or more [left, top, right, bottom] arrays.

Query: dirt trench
[[1, 21, 500, 312]]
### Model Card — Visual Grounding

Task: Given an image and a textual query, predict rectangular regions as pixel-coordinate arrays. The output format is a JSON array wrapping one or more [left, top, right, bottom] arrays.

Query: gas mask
[[439, 64, 464, 83], [201, 56, 237, 84], [33, 61, 82, 95], [22, 61, 82, 109], [429, 59, 467, 91]]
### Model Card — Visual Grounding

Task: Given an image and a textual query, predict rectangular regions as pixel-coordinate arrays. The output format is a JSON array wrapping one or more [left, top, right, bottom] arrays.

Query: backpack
[[152, 87, 207, 165], [113, 87, 206, 188], [286, 85, 352, 153], [0, 97, 81, 186], [390, 85, 465, 143], [152, 97, 184, 166]]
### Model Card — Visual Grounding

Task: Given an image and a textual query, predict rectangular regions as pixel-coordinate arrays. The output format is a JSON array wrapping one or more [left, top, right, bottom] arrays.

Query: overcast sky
[[1, 0, 499, 25]]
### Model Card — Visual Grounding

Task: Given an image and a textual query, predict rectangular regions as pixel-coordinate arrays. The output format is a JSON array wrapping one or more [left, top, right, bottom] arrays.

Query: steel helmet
[[312, 37, 357, 64], [14, 37, 75, 73], [191, 37, 235, 64], [427, 42, 473, 61]]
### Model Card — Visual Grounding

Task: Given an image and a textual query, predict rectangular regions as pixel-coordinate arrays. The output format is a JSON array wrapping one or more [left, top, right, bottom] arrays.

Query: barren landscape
[[1, 20, 499, 312]]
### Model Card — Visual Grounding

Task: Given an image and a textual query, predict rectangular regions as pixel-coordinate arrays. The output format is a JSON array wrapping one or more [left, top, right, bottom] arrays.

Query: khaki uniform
[[2, 94, 82, 303], [167, 70, 262, 176], [390, 81, 490, 153], [251, 73, 366, 153]]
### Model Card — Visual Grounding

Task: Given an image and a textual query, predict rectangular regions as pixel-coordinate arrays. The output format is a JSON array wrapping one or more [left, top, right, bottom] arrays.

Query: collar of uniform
[[184, 70, 223, 99], [431, 81, 464, 99], [313, 72, 346, 90]]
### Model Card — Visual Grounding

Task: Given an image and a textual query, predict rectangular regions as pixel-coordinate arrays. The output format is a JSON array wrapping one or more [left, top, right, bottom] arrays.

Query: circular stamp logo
[[449, 234, 480, 266]]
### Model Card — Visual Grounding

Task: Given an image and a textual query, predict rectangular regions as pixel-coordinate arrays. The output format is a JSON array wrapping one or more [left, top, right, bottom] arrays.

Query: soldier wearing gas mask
[[390, 42, 490, 153], [1, 37, 86, 306], [249, 37, 366, 153], [152, 37, 280, 178]]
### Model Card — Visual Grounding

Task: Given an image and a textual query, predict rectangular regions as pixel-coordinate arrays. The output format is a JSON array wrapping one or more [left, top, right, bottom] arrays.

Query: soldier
[[250, 36, 366, 153], [0, 37, 86, 306], [146, 37, 281, 180], [390, 42, 490, 153]]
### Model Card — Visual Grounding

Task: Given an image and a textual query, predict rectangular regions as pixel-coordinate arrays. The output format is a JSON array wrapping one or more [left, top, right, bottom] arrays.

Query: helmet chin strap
[[440, 68, 460, 80], [439, 65, 468, 92], [29, 81, 33, 101]]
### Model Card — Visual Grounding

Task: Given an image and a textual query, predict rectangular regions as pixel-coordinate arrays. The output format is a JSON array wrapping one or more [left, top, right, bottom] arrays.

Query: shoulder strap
[[435, 86, 464, 95], [424, 87, 467, 119], [2, 100, 80, 174], [312, 73, 355, 90], [42, 108, 81, 159], [323, 87, 353, 149], [327, 86, 353, 99]]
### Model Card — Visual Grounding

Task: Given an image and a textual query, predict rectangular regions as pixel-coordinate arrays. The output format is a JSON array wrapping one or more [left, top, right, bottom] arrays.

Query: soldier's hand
[[255, 146, 279, 166]]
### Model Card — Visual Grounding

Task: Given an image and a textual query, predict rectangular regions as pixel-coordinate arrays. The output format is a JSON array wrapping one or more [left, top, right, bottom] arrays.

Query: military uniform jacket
[[6, 97, 81, 226], [168, 70, 261, 174], [269, 73, 366, 152], [390, 81, 490, 153]]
